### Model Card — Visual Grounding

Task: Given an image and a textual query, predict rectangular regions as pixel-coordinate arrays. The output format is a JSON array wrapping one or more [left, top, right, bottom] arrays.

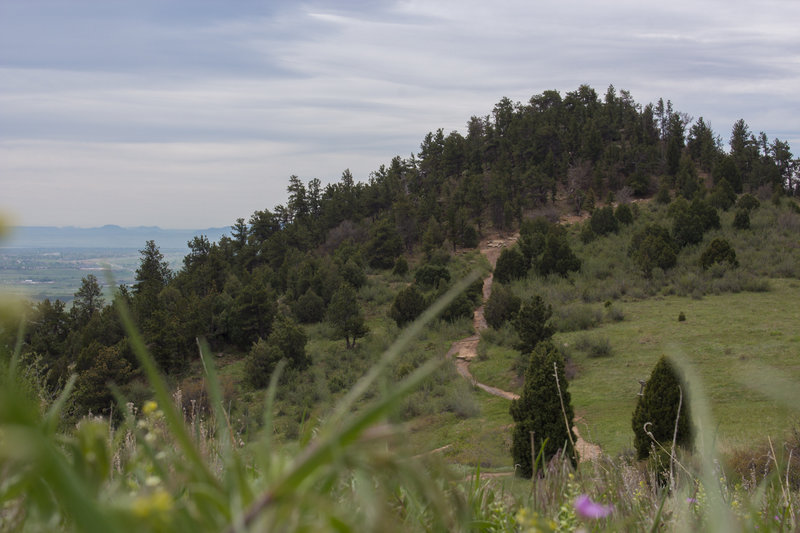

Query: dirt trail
[[447, 233, 601, 463]]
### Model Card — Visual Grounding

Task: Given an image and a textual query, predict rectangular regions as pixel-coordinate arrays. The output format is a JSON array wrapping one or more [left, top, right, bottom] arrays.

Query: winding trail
[[447, 234, 601, 463]]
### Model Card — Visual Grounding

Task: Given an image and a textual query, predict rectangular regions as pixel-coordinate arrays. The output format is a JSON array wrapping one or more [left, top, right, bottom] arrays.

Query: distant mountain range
[[2, 225, 230, 250]]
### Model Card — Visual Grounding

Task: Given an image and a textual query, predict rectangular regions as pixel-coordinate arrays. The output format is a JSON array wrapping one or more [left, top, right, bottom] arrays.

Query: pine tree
[[632, 356, 693, 460], [389, 285, 426, 327], [510, 343, 578, 477], [327, 284, 368, 349], [493, 246, 527, 284], [512, 295, 554, 354]]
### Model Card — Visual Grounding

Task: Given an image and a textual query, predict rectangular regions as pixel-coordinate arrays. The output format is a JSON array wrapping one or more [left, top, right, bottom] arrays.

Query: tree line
[[4, 84, 797, 418]]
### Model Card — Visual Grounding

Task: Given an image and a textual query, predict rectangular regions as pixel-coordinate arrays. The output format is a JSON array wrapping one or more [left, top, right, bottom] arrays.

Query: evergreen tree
[[133, 240, 172, 323], [589, 206, 619, 236], [512, 295, 554, 354], [510, 343, 578, 477], [535, 228, 581, 277], [732, 209, 751, 230], [327, 284, 368, 349], [632, 356, 693, 460], [614, 203, 634, 225], [700, 238, 738, 269], [629, 225, 678, 277], [389, 285, 426, 327], [71, 274, 105, 326], [484, 284, 521, 329], [245, 315, 308, 388], [293, 289, 325, 324], [366, 216, 403, 269], [493, 247, 527, 284]]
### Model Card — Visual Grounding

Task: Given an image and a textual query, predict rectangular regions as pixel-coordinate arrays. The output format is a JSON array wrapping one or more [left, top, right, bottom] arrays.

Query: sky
[[1, 0, 799, 229]]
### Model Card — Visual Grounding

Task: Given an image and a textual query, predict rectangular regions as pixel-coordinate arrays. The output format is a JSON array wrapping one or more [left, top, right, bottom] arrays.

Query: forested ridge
[[4, 84, 798, 420]]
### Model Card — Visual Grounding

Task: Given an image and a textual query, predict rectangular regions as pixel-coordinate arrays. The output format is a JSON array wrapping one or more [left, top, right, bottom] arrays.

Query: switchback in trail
[[446, 233, 601, 463]]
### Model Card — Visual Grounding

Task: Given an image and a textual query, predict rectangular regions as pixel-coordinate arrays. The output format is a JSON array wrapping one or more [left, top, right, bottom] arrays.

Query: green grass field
[[557, 278, 800, 455]]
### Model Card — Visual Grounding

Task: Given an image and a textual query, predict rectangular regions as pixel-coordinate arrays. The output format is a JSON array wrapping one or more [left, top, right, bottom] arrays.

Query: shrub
[[293, 289, 325, 323], [629, 225, 678, 276], [700, 238, 739, 270], [692, 198, 721, 231], [708, 179, 736, 211], [414, 264, 450, 287], [736, 193, 760, 211], [732, 209, 750, 230], [655, 183, 672, 204], [389, 285, 426, 327], [590, 206, 619, 236], [510, 343, 578, 477], [535, 228, 581, 277], [579, 223, 595, 244], [493, 246, 528, 284], [614, 203, 634, 225], [672, 211, 704, 247], [339, 259, 366, 289], [632, 356, 693, 460], [678, 311, 686, 322], [441, 293, 474, 323], [575, 334, 613, 358], [484, 284, 522, 329], [392, 256, 409, 276]]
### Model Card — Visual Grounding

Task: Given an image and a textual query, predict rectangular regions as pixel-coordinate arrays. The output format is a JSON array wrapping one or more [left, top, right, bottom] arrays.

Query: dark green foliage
[[579, 223, 595, 244], [484, 284, 521, 329], [713, 154, 743, 193], [535, 228, 581, 277], [510, 343, 578, 477], [678, 312, 686, 322], [512, 295, 554, 354], [629, 225, 678, 276], [632, 356, 693, 460], [293, 289, 325, 324], [327, 284, 368, 349], [670, 199, 719, 248], [414, 264, 451, 287], [493, 247, 528, 284], [366, 217, 404, 269], [460, 224, 480, 248], [71, 274, 105, 326], [133, 240, 172, 322], [672, 211, 704, 247], [392, 256, 409, 276], [690, 198, 721, 231], [708, 179, 736, 211], [389, 285, 426, 327], [227, 271, 277, 349], [655, 183, 672, 204], [733, 209, 751, 230], [589, 206, 619, 236], [518, 217, 551, 263], [736, 193, 760, 211], [675, 154, 700, 199], [700, 238, 739, 270], [72, 344, 132, 416], [441, 293, 474, 322], [245, 315, 309, 389], [339, 259, 366, 289], [614, 203, 633, 225]]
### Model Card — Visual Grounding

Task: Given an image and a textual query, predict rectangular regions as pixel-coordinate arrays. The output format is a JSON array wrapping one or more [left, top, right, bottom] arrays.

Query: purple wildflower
[[574, 495, 613, 519], [686, 497, 697, 504]]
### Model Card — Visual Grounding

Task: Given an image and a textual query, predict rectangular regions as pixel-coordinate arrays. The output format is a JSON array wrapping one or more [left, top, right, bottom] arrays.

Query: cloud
[[1, 0, 799, 227]]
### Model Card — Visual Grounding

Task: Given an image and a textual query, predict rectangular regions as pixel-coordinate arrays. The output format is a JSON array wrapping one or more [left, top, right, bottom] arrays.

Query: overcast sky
[[1, 0, 798, 229]]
